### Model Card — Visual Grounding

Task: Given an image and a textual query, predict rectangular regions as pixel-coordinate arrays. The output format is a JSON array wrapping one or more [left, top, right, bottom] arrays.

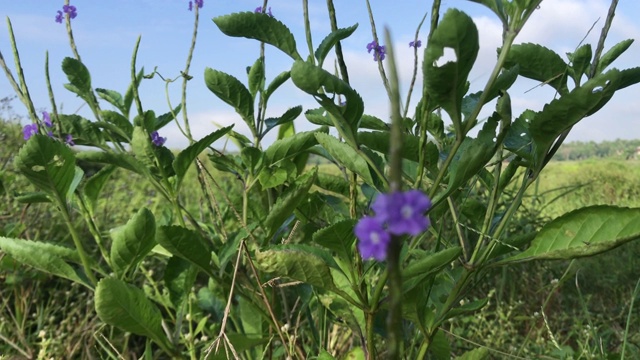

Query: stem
[[5, 18, 38, 122], [326, 0, 349, 83], [384, 28, 404, 360], [302, 0, 315, 65], [181, 3, 201, 144], [60, 203, 98, 286], [364, 0, 391, 99], [64, 0, 81, 61]]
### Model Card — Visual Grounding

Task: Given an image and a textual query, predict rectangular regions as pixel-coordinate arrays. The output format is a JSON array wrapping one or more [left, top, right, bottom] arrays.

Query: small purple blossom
[[366, 40, 386, 61], [189, 0, 203, 11], [373, 190, 431, 236], [65, 134, 75, 146], [23, 123, 39, 140], [355, 217, 391, 261], [409, 40, 422, 48], [42, 111, 52, 127], [255, 6, 273, 17], [56, 4, 77, 23], [150, 131, 166, 147]]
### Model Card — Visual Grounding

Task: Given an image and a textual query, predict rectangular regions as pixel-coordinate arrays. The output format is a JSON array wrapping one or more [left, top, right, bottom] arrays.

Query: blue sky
[[1, 0, 639, 148]]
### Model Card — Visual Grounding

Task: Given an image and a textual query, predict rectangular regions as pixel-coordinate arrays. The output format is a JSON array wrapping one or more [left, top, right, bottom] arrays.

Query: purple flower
[[409, 40, 422, 48], [189, 0, 203, 11], [150, 131, 166, 147], [42, 111, 52, 127], [188, 1, 192, 11], [372, 190, 431, 236], [56, 4, 77, 23], [366, 40, 386, 61], [355, 217, 391, 261], [23, 123, 39, 140], [65, 134, 75, 146], [255, 6, 273, 17]]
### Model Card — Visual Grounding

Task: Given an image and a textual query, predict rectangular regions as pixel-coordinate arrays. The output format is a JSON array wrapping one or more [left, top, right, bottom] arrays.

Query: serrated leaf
[[504, 110, 535, 160], [529, 69, 621, 166], [262, 106, 303, 137], [258, 159, 296, 189], [255, 246, 336, 291], [264, 168, 317, 239], [0, 237, 88, 286], [312, 219, 357, 262], [504, 43, 568, 93], [596, 39, 634, 75], [205, 68, 255, 131], [76, 151, 149, 176], [315, 133, 375, 186], [156, 226, 212, 276], [213, 12, 301, 60], [95, 278, 171, 350], [57, 114, 105, 146], [424, 9, 479, 130], [110, 208, 157, 276], [173, 126, 234, 189], [359, 115, 389, 131], [155, 104, 182, 130], [314, 172, 350, 198], [14, 135, 78, 203], [503, 206, 640, 262], [567, 44, 592, 85], [62, 57, 92, 96], [446, 119, 497, 192], [315, 24, 358, 66]]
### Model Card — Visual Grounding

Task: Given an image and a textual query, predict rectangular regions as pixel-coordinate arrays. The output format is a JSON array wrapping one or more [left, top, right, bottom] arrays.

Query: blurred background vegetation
[[1, 98, 639, 358]]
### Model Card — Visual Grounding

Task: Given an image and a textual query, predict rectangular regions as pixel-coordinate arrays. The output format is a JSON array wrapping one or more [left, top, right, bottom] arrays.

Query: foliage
[[2, 1, 640, 359]]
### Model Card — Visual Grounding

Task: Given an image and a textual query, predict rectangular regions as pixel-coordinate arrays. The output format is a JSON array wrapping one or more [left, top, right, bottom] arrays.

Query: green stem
[[75, 195, 110, 267], [64, 0, 81, 62], [181, 3, 201, 144], [5, 18, 38, 122], [326, 0, 349, 83], [364, 0, 391, 100], [302, 0, 315, 65], [60, 203, 98, 286]]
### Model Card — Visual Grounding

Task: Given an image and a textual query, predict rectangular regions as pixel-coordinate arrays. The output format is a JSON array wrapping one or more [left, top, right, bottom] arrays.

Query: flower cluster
[[150, 131, 166, 147], [188, 0, 204, 11], [55, 4, 77, 23], [366, 40, 386, 61], [22, 111, 74, 145], [255, 6, 273, 17], [409, 40, 422, 48], [355, 190, 431, 261]]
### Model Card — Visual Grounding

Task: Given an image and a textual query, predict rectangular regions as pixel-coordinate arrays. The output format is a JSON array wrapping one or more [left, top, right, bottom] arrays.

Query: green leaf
[[110, 208, 157, 276], [264, 129, 321, 165], [315, 133, 375, 186], [456, 347, 489, 360], [248, 57, 265, 98], [155, 104, 182, 130], [0, 237, 88, 286], [503, 206, 640, 262], [262, 106, 303, 137], [213, 12, 301, 60], [567, 44, 592, 85], [96, 88, 125, 113], [504, 110, 535, 160], [596, 39, 634, 75], [164, 257, 197, 308], [290, 60, 364, 137], [76, 151, 149, 176], [258, 159, 296, 189], [95, 278, 171, 350], [504, 43, 568, 93], [315, 24, 358, 66], [312, 219, 357, 262], [264, 71, 291, 103], [357, 131, 421, 162], [423, 9, 479, 130], [255, 246, 336, 292], [314, 172, 350, 198], [446, 118, 497, 192], [156, 226, 212, 276], [529, 69, 621, 166], [173, 126, 234, 189], [402, 247, 462, 281], [124, 68, 144, 117], [264, 168, 317, 239], [58, 114, 105, 146], [62, 57, 92, 96], [359, 115, 389, 131], [14, 135, 78, 203], [83, 165, 116, 214], [430, 330, 452, 360], [205, 68, 255, 131]]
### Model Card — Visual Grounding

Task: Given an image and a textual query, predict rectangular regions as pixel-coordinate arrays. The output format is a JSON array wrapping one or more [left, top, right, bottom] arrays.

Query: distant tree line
[[554, 139, 640, 161]]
